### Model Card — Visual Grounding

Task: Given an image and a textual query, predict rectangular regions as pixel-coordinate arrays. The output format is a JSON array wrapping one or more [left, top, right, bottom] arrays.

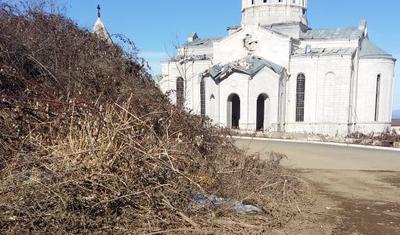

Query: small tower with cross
[[92, 4, 112, 43]]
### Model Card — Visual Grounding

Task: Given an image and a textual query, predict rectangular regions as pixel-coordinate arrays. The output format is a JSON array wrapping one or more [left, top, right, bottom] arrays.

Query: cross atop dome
[[97, 4, 101, 18]]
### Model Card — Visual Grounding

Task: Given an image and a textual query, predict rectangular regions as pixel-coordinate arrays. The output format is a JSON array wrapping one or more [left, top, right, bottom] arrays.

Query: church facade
[[159, 0, 396, 136]]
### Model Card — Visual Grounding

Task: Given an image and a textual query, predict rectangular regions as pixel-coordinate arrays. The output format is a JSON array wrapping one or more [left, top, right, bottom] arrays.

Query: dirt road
[[233, 137, 400, 234], [234, 137, 400, 171], [303, 170, 400, 235]]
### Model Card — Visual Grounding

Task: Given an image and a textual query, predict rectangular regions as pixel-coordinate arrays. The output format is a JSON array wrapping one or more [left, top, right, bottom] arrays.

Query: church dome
[[241, 0, 308, 27]]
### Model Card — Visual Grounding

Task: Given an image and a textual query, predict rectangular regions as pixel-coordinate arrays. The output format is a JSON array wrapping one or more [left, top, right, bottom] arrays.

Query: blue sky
[[13, 0, 400, 111]]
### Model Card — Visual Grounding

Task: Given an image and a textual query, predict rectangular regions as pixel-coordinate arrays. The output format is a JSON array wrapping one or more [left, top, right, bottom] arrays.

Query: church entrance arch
[[256, 93, 270, 131], [227, 94, 240, 129]]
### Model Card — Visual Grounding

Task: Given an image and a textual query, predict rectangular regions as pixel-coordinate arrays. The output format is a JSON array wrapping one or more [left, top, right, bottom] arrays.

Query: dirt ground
[[288, 170, 400, 235], [233, 138, 400, 234]]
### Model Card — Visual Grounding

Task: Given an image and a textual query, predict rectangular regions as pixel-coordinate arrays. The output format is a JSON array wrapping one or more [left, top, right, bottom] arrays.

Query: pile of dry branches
[[0, 2, 311, 234], [348, 131, 400, 147]]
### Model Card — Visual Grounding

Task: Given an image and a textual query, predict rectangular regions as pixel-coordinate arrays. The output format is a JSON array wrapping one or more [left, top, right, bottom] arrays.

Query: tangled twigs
[[0, 1, 312, 234]]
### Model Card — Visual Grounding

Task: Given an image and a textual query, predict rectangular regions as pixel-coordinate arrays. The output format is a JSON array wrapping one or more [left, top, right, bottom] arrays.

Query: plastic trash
[[193, 194, 262, 214]]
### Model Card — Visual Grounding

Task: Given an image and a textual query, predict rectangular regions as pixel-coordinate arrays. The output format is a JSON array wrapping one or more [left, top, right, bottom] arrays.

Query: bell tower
[[241, 0, 308, 27]]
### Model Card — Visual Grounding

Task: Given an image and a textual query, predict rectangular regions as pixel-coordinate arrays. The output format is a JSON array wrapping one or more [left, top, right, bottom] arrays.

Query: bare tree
[[164, 37, 198, 109]]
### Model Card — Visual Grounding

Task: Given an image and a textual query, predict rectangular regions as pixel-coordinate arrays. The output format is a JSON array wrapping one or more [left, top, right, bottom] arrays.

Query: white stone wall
[[217, 73, 250, 129], [241, 0, 307, 26], [205, 68, 281, 131], [159, 61, 180, 103], [204, 76, 220, 123], [354, 58, 395, 133], [246, 68, 281, 130], [269, 23, 305, 38], [213, 25, 291, 68], [160, 60, 212, 111], [355, 123, 392, 134], [178, 45, 214, 58], [286, 55, 353, 136]]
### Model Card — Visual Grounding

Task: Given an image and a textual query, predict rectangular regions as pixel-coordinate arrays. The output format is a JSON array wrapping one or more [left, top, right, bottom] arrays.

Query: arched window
[[375, 74, 381, 122], [200, 78, 206, 116], [296, 73, 305, 122], [176, 77, 184, 108]]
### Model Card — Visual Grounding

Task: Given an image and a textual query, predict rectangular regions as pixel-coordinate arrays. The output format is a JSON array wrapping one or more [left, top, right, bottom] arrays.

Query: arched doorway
[[227, 94, 240, 129], [256, 94, 270, 131]]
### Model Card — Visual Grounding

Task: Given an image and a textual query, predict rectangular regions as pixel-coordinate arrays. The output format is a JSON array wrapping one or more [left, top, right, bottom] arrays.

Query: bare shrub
[[0, 2, 311, 234]]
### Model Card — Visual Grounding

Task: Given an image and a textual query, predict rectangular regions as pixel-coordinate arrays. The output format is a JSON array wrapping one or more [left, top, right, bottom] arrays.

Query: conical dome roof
[[359, 38, 393, 60], [92, 5, 112, 44]]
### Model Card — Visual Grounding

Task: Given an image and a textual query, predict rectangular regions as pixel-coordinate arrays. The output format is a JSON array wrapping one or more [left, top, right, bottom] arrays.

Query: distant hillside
[[394, 109, 400, 119]]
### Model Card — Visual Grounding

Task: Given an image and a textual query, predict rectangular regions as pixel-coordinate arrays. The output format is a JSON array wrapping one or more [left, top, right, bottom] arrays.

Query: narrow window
[[296, 74, 305, 122], [375, 74, 381, 122], [200, 78, 206, 116], [176, 77, 184, 108]]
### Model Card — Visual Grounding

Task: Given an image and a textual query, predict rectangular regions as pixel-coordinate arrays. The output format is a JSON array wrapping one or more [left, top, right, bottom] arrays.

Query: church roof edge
[[301, 27, 363, 41], [359, 38, 395, 60], [183, 37, 222, 47], [292, 47, 356, 57], [204, 56, 284, 83]]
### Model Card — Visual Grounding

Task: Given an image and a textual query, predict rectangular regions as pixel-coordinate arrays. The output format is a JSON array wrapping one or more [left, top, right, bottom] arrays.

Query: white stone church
[[159, 0, 396, 136]]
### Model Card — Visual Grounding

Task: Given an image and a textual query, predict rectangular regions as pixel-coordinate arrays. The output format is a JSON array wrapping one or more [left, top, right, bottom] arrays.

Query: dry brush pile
[[348, 131, 400, 147], [0, 2, 312, 234]]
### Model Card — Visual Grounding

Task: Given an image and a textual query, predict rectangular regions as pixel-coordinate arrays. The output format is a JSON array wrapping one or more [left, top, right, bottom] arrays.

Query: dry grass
[[0, 1, 312, 234]]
